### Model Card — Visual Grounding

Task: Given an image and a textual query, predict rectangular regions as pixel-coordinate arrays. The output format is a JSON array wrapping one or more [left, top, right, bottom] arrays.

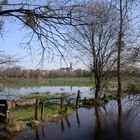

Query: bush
[[126, 83, 140, 94]]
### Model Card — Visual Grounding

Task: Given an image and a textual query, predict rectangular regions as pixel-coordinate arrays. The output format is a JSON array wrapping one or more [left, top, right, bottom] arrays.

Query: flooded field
[[0, 85, 95, 99], [4, 94, 139, 140], [0, 84, 140, 140]]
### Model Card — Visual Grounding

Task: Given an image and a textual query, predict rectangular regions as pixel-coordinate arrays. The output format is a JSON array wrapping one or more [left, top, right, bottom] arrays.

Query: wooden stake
[[76, 90, 80, 108], [60, 96, 64, 109], [40, 102, 44, 121], [34, 99, 39, 120]]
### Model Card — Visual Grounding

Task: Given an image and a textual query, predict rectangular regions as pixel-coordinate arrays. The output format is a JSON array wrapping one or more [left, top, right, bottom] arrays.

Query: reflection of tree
[[125, 94, 140, 120], [60, 119, 65, 132], [64, 116, 71, 128], [94, 106, 102, 140], [41, 125, 45, 137], [76, 109, 80, 128], [117, 98, 122, 140], [70, 86, 73, 92], [116, 97, 137, 140], [35, 127, 40, 140]]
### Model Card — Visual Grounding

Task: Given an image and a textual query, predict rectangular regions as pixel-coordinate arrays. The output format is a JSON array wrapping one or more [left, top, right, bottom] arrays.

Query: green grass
[[10, 104, 74, 123], [0, 77, 139, 90], [0, 77, 118, 87], [0, 77, 94, 87], [22, 91, 70, 101], [7, 104, 74, 134], [10, 106, 35, 122]]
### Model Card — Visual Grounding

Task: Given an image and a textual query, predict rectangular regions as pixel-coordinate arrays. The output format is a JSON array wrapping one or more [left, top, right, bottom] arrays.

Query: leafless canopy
[[0, 0, 84, 64]]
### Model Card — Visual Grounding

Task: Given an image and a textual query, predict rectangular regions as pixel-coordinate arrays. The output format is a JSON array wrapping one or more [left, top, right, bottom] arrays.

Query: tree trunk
[[117, 0, 123, 97], [117, 45, 121, 97], [95, 78, 100, 99], [94, 57, 101, 99], [117, 98, 122, 139]]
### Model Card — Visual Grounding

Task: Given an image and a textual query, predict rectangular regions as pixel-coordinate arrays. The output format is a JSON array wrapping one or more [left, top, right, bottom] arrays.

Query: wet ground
[[0, 85, 95, 99], [6, 94, 140, 140]]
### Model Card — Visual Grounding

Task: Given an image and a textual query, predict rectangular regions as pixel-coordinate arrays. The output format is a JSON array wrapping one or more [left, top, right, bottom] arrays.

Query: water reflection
[[64, 116, 71, 128], [117, 98, 122, 140], [35, 128, 40, 140], [60, 119, 64, 132], [60, 110, 80, 132], [8, 95, 140, 140], [0, 86, 95, 100], [76, 109, 80, 128], [60, 116, 71, 132], [94, 106, 102, 140]]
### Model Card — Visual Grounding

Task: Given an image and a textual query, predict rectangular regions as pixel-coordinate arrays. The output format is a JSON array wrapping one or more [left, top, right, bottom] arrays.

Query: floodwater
[[0, 85, 95, 99], [7, 94, 140, 140]]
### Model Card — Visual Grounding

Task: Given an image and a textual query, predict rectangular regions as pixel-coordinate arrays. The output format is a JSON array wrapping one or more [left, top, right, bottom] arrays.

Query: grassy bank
[[7, 104, 74, 134], [10, 104, 74, 123]]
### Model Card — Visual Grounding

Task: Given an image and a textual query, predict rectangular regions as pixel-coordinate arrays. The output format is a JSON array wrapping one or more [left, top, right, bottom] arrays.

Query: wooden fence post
[[40, 102, 44, 121], [76, 90, 80, 108], [5, 110, 9, 122], [34, 99, 39, 120], [60, 96, 64, 109], [64, 100, 70, 113]]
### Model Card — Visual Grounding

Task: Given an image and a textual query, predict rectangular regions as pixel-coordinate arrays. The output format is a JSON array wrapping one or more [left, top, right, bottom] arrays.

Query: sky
[[0, 0, 86, 70], [0, 0, 140, 70], [0, 17, 84, 70]]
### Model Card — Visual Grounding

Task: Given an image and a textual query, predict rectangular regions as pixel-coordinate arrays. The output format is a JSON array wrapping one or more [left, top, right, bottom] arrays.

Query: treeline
[[0, 65, 139, 79], [0, 66, 91, 78]]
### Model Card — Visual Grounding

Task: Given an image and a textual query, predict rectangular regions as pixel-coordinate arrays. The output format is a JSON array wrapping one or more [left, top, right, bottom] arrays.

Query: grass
[[22, 92, 70, 101], [0, 77, 128, 88], [0, 77, 139, 90], [0, 77, 95, 87], [81, 92, 127, 107], [10, 104, 74, 123], [8, 104, 74, 134], [0, 77, 126, 89]]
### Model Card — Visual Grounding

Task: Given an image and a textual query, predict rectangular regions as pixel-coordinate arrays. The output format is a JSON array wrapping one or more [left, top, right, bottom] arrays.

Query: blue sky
[[0, 0, 86, 70], [0, 0, 139, 70], [0, 18, 84, 70]]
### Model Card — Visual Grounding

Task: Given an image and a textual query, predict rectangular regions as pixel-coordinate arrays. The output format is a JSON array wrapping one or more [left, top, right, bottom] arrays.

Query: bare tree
[[0, 51, 17, 65], [68, 1, 119, 98], [108, 0, 140, 96], [0, 0, 84, 64]]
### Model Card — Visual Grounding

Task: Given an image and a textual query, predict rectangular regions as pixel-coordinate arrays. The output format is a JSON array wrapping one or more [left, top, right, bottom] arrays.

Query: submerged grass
[[22, 92, 70, 101], [81, 92, 128, 107]]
